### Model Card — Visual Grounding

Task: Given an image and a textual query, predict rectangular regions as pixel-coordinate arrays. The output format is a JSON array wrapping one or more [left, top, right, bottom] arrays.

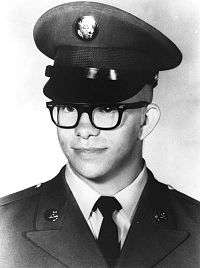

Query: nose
[[74, 112, 100, 139]]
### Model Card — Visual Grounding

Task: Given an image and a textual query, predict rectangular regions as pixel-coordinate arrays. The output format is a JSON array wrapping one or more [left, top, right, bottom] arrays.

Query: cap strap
[[45, 65, 158, 86]]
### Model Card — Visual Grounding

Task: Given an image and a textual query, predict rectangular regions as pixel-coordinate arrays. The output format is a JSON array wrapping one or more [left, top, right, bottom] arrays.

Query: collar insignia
[[44, 208, 59, 222], [154, 211, 168, 223]]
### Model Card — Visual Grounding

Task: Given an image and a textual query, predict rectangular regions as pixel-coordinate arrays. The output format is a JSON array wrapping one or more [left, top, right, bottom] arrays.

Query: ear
[[139, 103, 160, 140]]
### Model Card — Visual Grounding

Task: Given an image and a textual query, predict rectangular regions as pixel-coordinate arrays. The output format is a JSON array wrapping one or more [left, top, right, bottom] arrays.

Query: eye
[[62, 105, 76, 113], [98, 106, 117, 113]]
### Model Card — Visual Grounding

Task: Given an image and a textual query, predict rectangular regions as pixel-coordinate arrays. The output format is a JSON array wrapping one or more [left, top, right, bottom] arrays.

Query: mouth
[[72, 147, 107, 155]]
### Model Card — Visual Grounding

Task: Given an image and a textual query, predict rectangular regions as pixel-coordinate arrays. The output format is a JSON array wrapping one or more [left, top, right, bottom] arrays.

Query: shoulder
[[167, 186, 200, 222], [0, 166, 66, 208], [0, 166, 66, 232], [155, 178, 200, 223], [0, 183, 43, 207], [147, 169, 200, 224], [0, 183, 44, 229]]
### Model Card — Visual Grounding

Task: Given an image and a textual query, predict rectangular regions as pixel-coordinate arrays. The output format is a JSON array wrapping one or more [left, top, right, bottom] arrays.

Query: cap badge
[[75, 16, 98, 41]]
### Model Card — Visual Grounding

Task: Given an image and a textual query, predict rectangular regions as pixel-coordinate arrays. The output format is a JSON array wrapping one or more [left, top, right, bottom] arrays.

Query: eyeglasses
[[46, 101, 149, 130]]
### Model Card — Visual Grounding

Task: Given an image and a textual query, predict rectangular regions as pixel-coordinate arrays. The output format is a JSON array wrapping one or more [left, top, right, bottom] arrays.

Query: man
[[0, 2, 199, 268]]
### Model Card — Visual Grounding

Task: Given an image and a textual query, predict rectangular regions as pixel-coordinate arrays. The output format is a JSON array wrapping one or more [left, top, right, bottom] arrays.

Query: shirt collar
[[65, 166, 100, 220], [65, 163, 147, 221], [114, 166, 147, 221]]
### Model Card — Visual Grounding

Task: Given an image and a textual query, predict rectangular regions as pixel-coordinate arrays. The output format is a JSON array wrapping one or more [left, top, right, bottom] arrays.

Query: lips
[[73, 147, 107, 152], [72, 147, 107, 155]]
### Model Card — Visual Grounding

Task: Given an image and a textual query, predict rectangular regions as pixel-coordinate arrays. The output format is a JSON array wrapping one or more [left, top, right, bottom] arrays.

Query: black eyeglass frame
[[46, 101, 149, 130]]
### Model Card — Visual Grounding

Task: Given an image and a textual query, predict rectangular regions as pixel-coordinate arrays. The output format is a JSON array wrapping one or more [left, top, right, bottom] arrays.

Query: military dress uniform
[[0, 166, 200, 267], [0, 2, 199, 268]]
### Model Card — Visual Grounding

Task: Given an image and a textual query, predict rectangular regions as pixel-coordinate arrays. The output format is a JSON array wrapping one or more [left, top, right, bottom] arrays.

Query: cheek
[[57, 129, 73, 155], [114, 127, 138, 155], [105, 115, 142, 159], [115, 113, 141, 145]]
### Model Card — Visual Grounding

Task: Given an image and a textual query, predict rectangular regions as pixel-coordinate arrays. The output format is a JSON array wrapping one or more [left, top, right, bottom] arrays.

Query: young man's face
[[57, 86, 152, 182]]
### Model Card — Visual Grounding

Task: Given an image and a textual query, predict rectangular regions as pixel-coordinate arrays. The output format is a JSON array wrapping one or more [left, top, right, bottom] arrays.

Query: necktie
[[93, 196, 122, 267]]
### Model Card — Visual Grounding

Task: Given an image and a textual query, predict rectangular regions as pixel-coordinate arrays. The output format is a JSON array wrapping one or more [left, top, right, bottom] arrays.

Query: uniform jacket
[[0, 166, 199, 268]]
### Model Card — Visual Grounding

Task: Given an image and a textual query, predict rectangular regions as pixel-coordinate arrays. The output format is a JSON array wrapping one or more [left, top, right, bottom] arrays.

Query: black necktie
[[93, 196, 122, 267]]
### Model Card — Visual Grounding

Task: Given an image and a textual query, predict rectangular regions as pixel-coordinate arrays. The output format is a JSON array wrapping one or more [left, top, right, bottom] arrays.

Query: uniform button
[[167, 185, 174, 190], [35, 183, 42, 189]]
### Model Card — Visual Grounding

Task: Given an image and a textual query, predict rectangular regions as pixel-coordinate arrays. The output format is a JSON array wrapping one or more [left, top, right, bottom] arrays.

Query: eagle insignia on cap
[[75, 16, 98, 41]]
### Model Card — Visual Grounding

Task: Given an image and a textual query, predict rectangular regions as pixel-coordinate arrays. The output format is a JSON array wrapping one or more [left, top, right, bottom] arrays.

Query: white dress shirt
[[65, 164, 147, 248]]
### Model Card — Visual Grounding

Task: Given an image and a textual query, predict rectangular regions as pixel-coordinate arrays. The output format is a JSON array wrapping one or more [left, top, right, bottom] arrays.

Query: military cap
[[33, 1, 182, 103]]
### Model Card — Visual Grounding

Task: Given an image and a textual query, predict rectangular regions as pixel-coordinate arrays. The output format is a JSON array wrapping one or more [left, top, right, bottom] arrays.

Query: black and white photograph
[[0, 1, 199, 267]]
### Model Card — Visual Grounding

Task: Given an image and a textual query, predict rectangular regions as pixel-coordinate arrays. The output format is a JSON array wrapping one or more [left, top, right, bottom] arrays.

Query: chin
[[70, 160, 111, 181]]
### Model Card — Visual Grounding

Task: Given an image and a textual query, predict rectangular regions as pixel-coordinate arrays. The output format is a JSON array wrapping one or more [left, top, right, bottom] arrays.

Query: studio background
[[0, 0, 199, 200]]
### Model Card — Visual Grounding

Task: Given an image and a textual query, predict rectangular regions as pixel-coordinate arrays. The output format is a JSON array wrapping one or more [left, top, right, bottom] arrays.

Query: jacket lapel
[[24, 167, 107, 268], [117, 170, 189, 267]]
